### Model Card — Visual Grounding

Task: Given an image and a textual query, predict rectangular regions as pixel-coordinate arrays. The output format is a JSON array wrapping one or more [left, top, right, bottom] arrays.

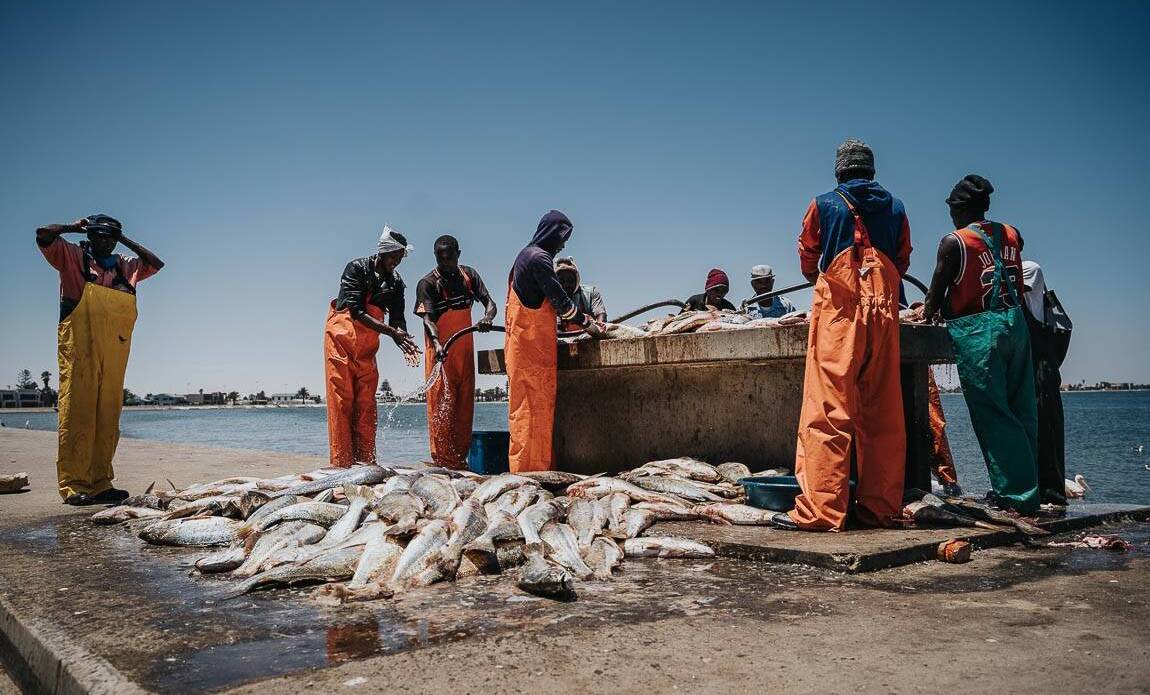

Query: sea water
[[8, 392, 1150, 504]]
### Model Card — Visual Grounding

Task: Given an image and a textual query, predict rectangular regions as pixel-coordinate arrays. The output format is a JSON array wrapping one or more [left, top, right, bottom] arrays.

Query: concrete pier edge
[[0, 589, 150, 695]]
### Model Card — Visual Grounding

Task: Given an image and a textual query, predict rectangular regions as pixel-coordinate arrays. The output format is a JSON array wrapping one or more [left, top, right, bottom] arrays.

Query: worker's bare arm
[[922, 236, 960, 322], [119, 235, 165, 270], [36, 219, 86, 246]]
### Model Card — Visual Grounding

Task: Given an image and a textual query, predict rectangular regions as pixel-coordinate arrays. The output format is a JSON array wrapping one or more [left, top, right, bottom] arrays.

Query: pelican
[[23, 420, 31, 430], [1064, 474, 1090, 499], [1135, 445, 1144, 453]]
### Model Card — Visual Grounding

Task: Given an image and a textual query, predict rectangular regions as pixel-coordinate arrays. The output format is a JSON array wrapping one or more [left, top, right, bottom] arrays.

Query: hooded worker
[[506, 210, 604, 472], [36, 214, 164, 505], [324, 226, 419, 468], [683, 268, 736, 311], [922, 175, 1039, 514], [773, 139, 912, 531], [554, 256, 607, 331], [415, 235, 498, 469]]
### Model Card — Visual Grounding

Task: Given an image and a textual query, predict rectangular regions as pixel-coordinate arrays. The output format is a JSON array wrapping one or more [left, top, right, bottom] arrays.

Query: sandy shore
[[1, 429, 1148, 694]]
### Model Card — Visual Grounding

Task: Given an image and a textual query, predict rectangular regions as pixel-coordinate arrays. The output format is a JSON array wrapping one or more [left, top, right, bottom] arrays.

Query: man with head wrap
[[506, 210, 604, 472], [683, 268, 737, 312], [554, 256, 607, 329], [921, 175, 1039, 514], [36, 214, 165, 505], [324, 226, 420, 468], [744, 265, 797, 319], [772, 139, 912, 532], [414, 234, 498, 469]]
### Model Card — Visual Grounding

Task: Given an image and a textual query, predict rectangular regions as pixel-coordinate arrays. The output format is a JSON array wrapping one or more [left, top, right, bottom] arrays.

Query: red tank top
[[946, 221, 1025, 318]]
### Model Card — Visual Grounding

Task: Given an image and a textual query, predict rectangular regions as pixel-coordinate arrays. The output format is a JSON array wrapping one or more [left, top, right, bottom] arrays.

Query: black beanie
[[946, 174, 994, 212]]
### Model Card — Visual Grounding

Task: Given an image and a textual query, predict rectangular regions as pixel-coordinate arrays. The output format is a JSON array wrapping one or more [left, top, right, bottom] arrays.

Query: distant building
[[185, 391, 226, 406], [148, 393, 186, 406], [270, 393, 301, 405], [0, 388, 42, 408]]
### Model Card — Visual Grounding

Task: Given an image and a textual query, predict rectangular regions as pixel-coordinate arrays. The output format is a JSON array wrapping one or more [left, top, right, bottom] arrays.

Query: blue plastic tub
[[468, 431, 510, 475], [741, 475, 857, 511]]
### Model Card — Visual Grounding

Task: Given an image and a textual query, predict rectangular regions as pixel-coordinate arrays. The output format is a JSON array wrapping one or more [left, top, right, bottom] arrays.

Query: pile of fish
[[90, 458, 783, 603], [580, 309, 810, 342]]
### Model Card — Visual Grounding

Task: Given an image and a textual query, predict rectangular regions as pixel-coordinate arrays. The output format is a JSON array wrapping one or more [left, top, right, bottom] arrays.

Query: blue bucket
[[741, 476, 857, 511], [468, 431, 510, 475]]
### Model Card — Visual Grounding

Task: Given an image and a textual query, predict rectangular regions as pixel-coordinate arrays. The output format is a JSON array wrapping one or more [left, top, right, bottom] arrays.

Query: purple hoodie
[[509, 210, 586, 325]]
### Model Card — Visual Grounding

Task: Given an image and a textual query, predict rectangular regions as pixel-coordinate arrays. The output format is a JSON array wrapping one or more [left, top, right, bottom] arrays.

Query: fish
[[244, 502, 350, 536], [195, 544, 248, 573], [120, 482, 171, 511], [372, 492, 425, 524], [319, 484, 374, 546], [348, 523, 407, 587], [566, 477, 683, 505], [517, 470, 587, 491], [486, 485, 540, 519], [633, 501, 704, 521], [254, 521, 379, 573], [165, 494, 245, 519], [694, 503, 776, 526], [585, 536, 624, 580], [452, 477, 479, 499], [565, 498, 605, 552], [657, 311, 720, 336], [713, 464, 749, 485], [139, 517, 242, 547], [232, 521, 327, 577], [941, 497, 1049, 536], [90, 505, 166, 525], [517, 552, 575, 600], [539, 521, 594, 579], [175, 477, 261, 499], [243, 494, 300, 527], [439, 499, 489, 579], [376, 475, 415, 496], [605, 493, 632, 534], [643, 458, 722, 483], [622, 537, 715, 558], [632, 476, 724, 503], [231, 544, 364, 596], [903, 500, 998, 530], [750, 468, 792, 478], [312, 488, 337, 504], [470, 474, 536, 504], [390, 519, 450, 591], [238, 491, 272, 520], [517, 500, 563, 553], [269, 466, 392, 499], [620, 508, 657, 538], [409, 475, 461, 519]]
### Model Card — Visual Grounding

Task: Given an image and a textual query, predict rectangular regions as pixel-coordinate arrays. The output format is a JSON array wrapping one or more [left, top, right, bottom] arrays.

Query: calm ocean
[[8, 393, 1150, 505]]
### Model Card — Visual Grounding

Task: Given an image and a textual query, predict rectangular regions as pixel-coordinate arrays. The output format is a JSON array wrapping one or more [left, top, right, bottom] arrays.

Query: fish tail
[[343, 483, 375, 506]]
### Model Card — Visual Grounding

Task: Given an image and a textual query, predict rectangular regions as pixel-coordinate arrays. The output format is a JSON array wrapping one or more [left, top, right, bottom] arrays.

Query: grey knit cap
[[834, 138, 875, 179]]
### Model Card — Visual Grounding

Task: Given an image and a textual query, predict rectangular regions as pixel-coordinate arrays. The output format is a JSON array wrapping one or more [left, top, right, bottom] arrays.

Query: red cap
[[705, 268, 729, 292]]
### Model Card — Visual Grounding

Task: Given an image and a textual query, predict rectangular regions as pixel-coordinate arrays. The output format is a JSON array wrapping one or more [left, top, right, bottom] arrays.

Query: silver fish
[[486, 485, 540, 519], [632, 476, 724, 503], [567, 498, 606, 552], [390, 519, 450, 591], [245, 502, 349, 535], [567, 477, 683, 505], [233, 521, 327, 577], [517, 552, 574, 600], [452, 477, 479, 499], [605, 493, 631, 534], [470, 474, 536, 504], [715, 462, 752, 485], [623, 537, 715, 558], [586, 536, 624, 580], [517, 470, 586, 491], [439, 499, 488, 579], [319, 484, 373, 546], [166, 494, 245, 519], [694, 503, 774, 525], [120, 483, 171, 510], [410, 475, 461, 519], [621, 508, 657, 538], [376, 475, 414, 497], [349, 523, 407, 587], [139, 517, 242, 547], [270, 466, 391, 499], [90, 506, 166, 525], [232, 544, 364, 596], [372, 492, 425, 524], [517, 500, 563, 553], [244, 494, 300, 526], [644, 457, 722, 483], [539, 521, 593, 579], [632, 501, 702, 521], [195, 544, 248, 573]]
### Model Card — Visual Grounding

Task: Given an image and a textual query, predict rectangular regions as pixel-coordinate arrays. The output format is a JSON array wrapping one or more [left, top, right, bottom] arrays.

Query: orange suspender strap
[[834, 190, 872, 249]]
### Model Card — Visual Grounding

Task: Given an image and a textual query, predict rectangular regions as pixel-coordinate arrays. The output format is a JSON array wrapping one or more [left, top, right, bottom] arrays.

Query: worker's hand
[[432, 339, 445, 363], [584, 321, 608, 339], [391, 329, 419, 360], [475, 317, 494, 333], [69, 218, 89, 232]]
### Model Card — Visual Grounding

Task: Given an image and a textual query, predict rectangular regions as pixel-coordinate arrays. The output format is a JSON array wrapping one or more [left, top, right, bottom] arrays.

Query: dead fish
[[439, 499, 489, 579], [694, 503, 776, 526], [317, 484, 374, 547], [495, 540, 528, 572], [632, 476, 724, 503], [238, 491, 272, 520], [165, 495, 245, 519], [715, 462, 752, 485], [750, 467, 792, 477], [376, 475, 415, 496], [566, 477, 682, 505], [486, 485, 540, 519], [517, 552, 575, 600], [139, 517, 242, 547], [621, 508, 657, 538], [471, 474, 536, 504], [349, 523, 407, 587], [644, 457, 722, 483], [390, 519, 450, 591], [244, 494, 300, 527], [231, 544, 364, 596], [586, 536, 624, 580], [254, 521, 378, 574], [605, 493, 631, 533], [90, 505, 166, 525], [312, 488, 337, 504], [517, 470, 586, 491], [409, 475, 461, 519], [903, 500, 996, 530], [632, 501, 703, 521], [451, 477, 479, 499], [462, 510, 524, 572], [232, 521, 327, 577], [195, 544, 248, 573], [941, 497, 1049, 536], [517, 500, 563, 552], [539, 521, 594, 579], [270, 466, 391, 499], [121, 482, 171, 510], [243, 501, 349, 536], [623, 537, 714, 558], [372, 492, 425, 524], [175, 476, 261, 499], [567, 498, 606, 551]]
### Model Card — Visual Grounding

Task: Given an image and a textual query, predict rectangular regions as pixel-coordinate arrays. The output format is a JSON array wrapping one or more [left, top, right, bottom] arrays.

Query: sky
[[2, 0, 1149, 395]]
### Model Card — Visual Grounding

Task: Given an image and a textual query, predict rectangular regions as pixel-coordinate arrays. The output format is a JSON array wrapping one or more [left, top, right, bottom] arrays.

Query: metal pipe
[[439, 324, 505, 360], [739, 273, 931, 309], [608, 299, 686, 324]]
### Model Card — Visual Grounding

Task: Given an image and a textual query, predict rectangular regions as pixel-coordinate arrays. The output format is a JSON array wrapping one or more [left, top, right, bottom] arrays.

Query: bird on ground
[[1064, 474, 1090, 499], [23, 420, 30, 430], [1135, 445, 1144, 453]]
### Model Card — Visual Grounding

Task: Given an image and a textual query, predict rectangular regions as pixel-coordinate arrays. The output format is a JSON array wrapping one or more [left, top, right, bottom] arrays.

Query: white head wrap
[[1021, 260, 1046, 319], [378, 225, 413, 256], [750, 264, 774, 279]]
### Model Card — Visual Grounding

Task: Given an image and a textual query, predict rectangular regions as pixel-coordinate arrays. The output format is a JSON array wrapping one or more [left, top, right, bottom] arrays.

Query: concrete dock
[[2, 429, 1149, 694]]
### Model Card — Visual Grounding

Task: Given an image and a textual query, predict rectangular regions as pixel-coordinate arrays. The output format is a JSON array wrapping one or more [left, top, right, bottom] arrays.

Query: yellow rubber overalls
[[56, 281, 137, 499]]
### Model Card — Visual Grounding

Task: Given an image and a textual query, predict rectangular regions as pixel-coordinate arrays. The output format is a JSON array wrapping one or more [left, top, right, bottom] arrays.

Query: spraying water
[[381, 360, 445, 436]]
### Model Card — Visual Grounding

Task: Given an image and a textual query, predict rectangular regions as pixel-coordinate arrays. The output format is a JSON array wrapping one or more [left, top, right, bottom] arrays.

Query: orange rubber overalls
[[505, 289, 558, 472], [423, 274, 477, 470], [324, 301, 385, 468], [927, 370, 959, 486], [789, 193, 906, 531]]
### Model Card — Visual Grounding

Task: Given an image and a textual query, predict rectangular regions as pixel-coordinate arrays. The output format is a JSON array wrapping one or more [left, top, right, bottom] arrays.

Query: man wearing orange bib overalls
[[506, 210, 604, 473], [36, 214, 164, 506], [415, 235, 498, 469], [324, 226, 420, 468], [773, 140, 912, 531]]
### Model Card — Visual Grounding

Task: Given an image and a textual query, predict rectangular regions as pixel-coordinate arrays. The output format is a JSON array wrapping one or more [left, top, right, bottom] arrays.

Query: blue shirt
[[745, 295, 797, 319]]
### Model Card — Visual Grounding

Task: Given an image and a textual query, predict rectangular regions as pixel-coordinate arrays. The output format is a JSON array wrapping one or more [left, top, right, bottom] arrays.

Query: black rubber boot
[[91, 488, 130, 504], [63, 493, 99, 506], [769, 512, 799, 530]]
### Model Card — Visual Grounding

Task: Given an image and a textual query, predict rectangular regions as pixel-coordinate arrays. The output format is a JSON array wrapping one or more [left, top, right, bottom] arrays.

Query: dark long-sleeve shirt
[[510, 245, 587, 325], [333, 256, 407, 331]]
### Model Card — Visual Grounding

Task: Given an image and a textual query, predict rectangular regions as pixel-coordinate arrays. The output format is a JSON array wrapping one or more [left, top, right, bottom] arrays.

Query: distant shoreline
[[0, 401, 510, 415]]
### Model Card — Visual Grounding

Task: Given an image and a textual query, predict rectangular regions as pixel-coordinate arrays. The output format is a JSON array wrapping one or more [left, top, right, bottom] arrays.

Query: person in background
[[772, 138, 912, 532], [36, 214, 164, 505], [415, 235, 498, 469], [324, 226, 419, 468], [555, 256, 607, 331], [927, 370, 962, 496], [506, 210, 604, 472], [744, 265, 797, 319], [1022, 260, 1071, 512], [921, 175, 1039, 514], [683, 268, 736, 311]]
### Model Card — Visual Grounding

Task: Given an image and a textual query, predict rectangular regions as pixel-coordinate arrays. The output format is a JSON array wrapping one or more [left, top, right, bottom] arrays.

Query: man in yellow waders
[[36, 215, 164, 505]]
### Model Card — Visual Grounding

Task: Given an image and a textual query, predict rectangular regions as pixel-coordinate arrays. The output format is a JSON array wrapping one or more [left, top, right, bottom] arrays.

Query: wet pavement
[[2, 513, 1148, 693]]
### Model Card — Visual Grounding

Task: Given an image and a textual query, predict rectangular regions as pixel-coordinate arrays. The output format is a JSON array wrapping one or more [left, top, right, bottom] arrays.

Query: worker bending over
[[555, 256, 607, 330], [415, 235, 498, 469], [37, 215, 164, 505], [324, 227, 419, 468], [744, 264, 797, 319], [506, 210, 603, 472], [683, 268, 736, 311], [921, 175, 1039, 514], [773, 139, 912, 532]]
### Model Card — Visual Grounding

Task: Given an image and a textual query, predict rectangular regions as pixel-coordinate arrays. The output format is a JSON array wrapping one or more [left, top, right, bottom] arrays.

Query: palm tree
[[226, 391, 240, 406], [40, 371, 51, 390], [296, 386, 310, 400]]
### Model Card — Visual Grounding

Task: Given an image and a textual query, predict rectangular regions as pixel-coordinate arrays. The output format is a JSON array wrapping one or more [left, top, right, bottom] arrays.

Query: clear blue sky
[[2, 0, 1148, 395]]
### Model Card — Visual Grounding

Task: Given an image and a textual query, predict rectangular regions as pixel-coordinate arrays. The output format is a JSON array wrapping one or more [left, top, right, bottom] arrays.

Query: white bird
[[1064, 474, 1090, 499], [1135, 445, 1144, 453], [23, 420, 31, 430]]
